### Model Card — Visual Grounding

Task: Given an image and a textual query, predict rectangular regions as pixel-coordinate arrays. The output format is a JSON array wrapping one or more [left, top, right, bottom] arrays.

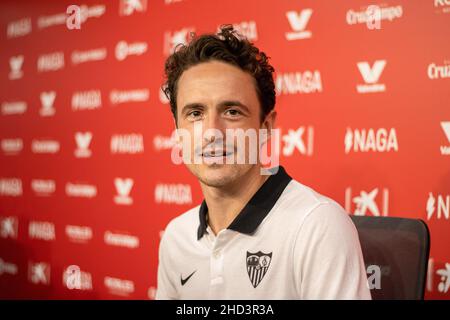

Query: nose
[[203, 111, 225, 144]]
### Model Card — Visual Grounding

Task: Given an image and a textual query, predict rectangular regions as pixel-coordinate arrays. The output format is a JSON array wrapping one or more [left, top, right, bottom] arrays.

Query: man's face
[[175, 60, 273, 188]]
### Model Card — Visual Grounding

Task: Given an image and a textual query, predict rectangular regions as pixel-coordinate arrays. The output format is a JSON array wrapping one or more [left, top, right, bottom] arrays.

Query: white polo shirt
[[155, 166, 371, 300]]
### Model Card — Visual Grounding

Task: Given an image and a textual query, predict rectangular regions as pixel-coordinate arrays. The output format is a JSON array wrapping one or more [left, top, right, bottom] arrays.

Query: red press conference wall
[[0, 0, 449, 299]]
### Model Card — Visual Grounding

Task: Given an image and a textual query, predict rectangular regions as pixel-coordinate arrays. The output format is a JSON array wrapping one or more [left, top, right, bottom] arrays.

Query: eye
[[187, 110, 202, 120], [225, 109, 242, 117]]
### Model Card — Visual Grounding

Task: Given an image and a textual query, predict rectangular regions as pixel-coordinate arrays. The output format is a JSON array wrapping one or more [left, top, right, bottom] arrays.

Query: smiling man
[[155, 25, 371, 300]]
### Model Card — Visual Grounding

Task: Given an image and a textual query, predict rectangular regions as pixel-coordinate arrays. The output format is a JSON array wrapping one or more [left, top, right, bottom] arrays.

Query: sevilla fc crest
[[246, 251, 272, 288]]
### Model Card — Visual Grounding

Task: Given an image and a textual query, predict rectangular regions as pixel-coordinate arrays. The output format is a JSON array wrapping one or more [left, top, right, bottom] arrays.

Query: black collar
[[197, 166, 292, 240]]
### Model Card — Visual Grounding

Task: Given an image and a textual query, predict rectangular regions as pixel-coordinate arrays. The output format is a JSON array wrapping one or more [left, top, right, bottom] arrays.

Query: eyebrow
[[181, 100, 251, 116]]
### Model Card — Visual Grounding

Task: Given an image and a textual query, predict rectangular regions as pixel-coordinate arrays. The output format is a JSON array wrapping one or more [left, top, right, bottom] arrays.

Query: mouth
[[201, 150, 234, 158], [200, 149, 235, 164]]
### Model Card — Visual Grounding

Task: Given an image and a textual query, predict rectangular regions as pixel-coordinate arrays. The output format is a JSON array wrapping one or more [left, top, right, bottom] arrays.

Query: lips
[[202, 149, 234, 158]]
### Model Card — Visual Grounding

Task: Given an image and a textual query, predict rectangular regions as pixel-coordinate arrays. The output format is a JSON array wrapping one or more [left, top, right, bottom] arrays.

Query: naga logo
[[115, 41, 148, 61], [9, 55, 24, 80], [7, 17, 32, 38], [119, 0, 147, 16], [71, 48, 107, 65], [1, 101, 27, 115], [72, 90, 102, 111], [31, 139, 60, 154], [356, 60, 387, 93], [0, 216, 18, 239], [1, 138, 23, 155], [74, 132, 93, 158], [110, 134, 144, 154], [154, 184, 192, 205], [63, 265, 93, 290], [28, 261, 50, 285], [282, 127, 314, 157], [345, 127, 398, 153], [37, 51, 64, 72], [104, 231, 139, 249], [40, 91, 56, 116], [440, 121, 450, 155], [114, 178, 134, 205], [110, 89, 149, 105], [31, 179, 56, 196], [217, 20, 258, 41], [65, 225, 93, 243], [427, 192, 449, 221], [0, 178, 22, 197], [275, 71, 323, 95], [65, 182, 97, 198], [285, 9, 313, 40], [164, 27, 195, 56], [345, 187, 389, 216], [0, 258, 18, 276], [29, 221, 55, 241], [104, 276, 135, 296]]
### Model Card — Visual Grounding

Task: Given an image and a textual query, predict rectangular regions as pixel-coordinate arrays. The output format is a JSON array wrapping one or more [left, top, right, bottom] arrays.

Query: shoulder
[[284, 181, 359, 249], [279, 180, 353, 225]]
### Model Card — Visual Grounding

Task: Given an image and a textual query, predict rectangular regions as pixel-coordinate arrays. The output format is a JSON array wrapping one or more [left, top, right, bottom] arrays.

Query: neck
[[200, 166, 269, 236]]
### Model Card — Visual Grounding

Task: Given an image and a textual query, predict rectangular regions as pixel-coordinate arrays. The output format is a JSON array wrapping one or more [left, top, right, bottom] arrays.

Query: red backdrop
[[0, 0, 449, 299]]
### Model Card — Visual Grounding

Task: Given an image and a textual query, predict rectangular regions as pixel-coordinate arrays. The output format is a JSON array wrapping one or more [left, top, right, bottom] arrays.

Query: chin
[[191, 163, 247, 188]]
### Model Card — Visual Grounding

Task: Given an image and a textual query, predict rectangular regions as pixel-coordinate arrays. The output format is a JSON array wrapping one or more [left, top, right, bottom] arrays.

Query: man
[[156, 25, 371, 299]]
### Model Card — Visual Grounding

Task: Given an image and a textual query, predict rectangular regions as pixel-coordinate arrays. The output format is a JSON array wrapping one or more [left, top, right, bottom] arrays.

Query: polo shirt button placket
[[210, 235, 225, 290]]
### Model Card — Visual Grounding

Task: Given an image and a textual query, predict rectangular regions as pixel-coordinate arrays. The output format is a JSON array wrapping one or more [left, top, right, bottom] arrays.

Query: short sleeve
[[155, 229, 178, 300], [293, 202, 372, 299]]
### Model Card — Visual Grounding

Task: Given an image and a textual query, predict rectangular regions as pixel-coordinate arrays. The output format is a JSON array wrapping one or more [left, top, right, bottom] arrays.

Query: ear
[[259, 110, 277, 148], [262, 110, 277, 135]]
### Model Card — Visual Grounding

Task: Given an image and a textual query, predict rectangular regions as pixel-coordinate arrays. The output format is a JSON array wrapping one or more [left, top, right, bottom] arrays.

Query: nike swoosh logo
[[180, 270, 196, 286]]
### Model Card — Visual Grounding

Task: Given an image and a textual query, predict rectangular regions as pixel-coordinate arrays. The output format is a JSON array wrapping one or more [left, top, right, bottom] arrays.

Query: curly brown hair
[[162, 25, 276, 123]]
